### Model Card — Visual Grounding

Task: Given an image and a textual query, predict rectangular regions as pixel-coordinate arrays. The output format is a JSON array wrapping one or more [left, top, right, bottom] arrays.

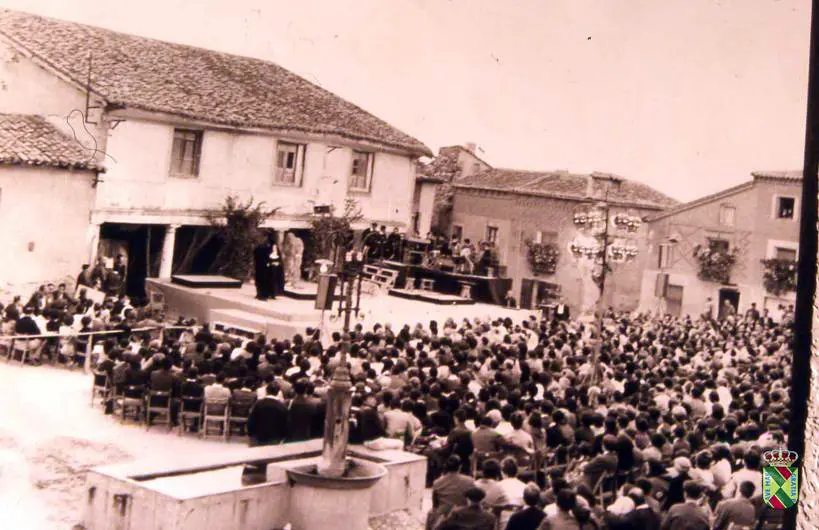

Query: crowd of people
[[0, 279, 794, 530]]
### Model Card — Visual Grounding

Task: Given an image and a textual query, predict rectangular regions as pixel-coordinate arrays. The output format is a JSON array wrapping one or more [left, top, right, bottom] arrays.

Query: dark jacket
[[604, 506, 661, 530], [438, 504, 496, 530], [287, 396, 317, 442], [505, 506, 546, 530], [349, 406, 384, 444], [248, 397, 289, 444]]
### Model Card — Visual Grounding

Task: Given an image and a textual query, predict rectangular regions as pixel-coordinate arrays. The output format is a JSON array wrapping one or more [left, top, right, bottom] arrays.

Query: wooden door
[[666, 284, 683, 317]]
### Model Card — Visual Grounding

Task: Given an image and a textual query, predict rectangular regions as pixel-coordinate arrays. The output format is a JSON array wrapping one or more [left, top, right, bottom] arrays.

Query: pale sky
[[2, 0, 811, 201]]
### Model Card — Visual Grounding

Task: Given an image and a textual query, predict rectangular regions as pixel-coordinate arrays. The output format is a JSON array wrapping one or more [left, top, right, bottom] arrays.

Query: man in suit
[[711, 481, 756, 530], [286, 379, 317, 442], [437, 486, 496, 530], [505, 484, 545, 530], [253, 237, 272, 300], [604, 488, 661, 530], [659, 481, 709, 530], [554, 299, 570, 322], [426, 456, 477, 530], [248, 383, 289, 446]]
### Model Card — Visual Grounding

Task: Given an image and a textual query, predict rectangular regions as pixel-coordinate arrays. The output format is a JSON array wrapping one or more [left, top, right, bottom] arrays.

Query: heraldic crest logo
[[762, 448, 799, 510]]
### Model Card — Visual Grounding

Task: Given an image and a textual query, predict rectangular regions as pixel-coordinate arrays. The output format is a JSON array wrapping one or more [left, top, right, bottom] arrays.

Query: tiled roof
[[650, 170, 803, 222], [0, 9, 432, 157], [752, 170, 802, 181], [0, 113, 103, 171], [454, 168, 678, 210]]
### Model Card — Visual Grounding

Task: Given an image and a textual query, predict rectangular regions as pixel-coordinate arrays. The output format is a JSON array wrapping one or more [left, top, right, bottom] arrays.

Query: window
[[275, 142, 305, 185], [169, 129, 203, 177], [486, 225, 499, 244], [535, 230, 558, 244], [708, 238, 730, 253], [776, 196, 796, 219], [658, 243, 674, 268], [349, 151, 374, 192], [719, 205, 736, 226], [775, 247, 797, 261]]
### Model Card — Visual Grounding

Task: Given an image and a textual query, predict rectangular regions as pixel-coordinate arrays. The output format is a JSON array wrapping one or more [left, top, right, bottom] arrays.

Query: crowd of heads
[[0, 280, 795, 529]]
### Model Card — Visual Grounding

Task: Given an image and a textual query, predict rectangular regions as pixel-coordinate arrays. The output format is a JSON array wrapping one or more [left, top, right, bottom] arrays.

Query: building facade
[[0, 114, 102, 293], [638, 171, 802, 319], [451, 169, 676, 312], [0, 9, 430, 294]]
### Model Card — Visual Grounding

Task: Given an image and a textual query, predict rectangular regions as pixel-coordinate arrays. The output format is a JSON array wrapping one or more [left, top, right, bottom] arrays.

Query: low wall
[[82, 439, 426, 530]]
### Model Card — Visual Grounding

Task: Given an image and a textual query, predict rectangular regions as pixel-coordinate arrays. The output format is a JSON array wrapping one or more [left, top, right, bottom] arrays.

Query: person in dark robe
[[253, 237, 273, 300], [268, 233, 284, 299]]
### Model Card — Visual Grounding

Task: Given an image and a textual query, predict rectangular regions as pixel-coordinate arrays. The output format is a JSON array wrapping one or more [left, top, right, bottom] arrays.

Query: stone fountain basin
[[285, 457, 388, 490]]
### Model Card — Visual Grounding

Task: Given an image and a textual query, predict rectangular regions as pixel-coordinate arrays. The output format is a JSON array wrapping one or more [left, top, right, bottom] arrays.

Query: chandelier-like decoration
[[569, 205, 641, 288], [611, 212, 642, 233]]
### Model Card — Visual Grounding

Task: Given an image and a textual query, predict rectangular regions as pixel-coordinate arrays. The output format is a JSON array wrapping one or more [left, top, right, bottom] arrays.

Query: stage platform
[[388, 288, 475, 306], [146, 278, 325, 339], [282, 282, 318, 301], [171, 274, 242, 289]]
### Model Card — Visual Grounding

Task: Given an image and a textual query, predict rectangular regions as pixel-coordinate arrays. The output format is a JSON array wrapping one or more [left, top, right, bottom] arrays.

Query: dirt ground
[[0, 362, 429, 530], [0, 362, 242, 529]]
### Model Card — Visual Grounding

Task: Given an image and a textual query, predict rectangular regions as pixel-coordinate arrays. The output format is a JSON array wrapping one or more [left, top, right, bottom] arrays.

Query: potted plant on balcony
[[693, 244, 738, 283], [761, 258, 798, 295], [526, 241, 560, 276]]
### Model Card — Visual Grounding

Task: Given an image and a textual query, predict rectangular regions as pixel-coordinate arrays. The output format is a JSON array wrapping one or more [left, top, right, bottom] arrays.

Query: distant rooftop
[[454, 168, 679, 210]]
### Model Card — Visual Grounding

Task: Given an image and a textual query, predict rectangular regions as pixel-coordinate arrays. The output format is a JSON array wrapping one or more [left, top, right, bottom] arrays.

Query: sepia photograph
[[0, 1, 816, 529]]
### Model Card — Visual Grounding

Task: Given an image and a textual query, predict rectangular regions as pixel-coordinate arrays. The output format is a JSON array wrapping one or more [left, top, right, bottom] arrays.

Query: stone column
[[158, 224, 180, 279], [87, 223, 102, 265], [317, 341, 353, 478]]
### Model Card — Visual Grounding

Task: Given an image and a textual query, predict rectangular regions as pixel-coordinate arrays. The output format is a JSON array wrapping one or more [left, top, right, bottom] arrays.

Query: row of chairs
[[91, 372, 256, 441]]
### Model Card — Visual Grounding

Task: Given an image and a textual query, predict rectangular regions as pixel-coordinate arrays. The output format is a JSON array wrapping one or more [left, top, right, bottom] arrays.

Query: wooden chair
[[592, 471, 618, 508], [227, 395, 257, 439], [201, 398, 229, 441], [10, 338, 43, 365], [115, 385, 145, 424], [90, 371, 110, 407], [144, 390, 173, 430], [177, 394, 203, 436]]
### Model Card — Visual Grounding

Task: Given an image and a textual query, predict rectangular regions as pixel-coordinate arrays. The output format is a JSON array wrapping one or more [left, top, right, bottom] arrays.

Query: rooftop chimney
[[585, 175, 595, 198], [465, 142, 477, 154]]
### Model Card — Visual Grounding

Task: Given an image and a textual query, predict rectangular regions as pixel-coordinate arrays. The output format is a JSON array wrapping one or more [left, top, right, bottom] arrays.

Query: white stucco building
[[0, 9, 431, 294]]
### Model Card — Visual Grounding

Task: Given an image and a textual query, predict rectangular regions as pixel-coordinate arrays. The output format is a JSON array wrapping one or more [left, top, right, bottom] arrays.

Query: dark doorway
[[718, 288, 740, 319], [520, 278, 561, 310], [99, 223, 164, 300]]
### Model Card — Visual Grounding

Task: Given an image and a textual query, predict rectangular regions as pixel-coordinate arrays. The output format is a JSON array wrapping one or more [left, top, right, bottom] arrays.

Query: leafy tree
[[308, 199, 363, 270], [185, 196, 279, 280]]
